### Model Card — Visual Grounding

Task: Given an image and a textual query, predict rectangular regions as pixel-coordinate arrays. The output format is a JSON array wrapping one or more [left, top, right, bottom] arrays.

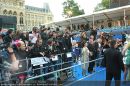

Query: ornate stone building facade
[[25, 5, 53, 31], [0, 0, 53, 31]]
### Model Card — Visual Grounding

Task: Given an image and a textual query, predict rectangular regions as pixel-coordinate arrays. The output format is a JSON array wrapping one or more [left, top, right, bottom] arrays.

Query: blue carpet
[[65, 62, 130, 86]]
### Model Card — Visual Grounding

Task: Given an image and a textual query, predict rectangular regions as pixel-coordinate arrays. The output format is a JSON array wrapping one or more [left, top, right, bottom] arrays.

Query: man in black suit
[[104, 40, 124, 86]]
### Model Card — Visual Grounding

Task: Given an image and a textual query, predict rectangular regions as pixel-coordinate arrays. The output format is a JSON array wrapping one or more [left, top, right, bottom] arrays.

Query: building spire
[[43, 3, 50, 13]]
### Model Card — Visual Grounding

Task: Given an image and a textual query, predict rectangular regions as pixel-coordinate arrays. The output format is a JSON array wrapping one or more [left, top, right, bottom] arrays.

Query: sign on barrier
[[51, 55, 58, 61], [66, 52, 72, 58], [43, 57, 50, 63], [31, 57, 48, 66]]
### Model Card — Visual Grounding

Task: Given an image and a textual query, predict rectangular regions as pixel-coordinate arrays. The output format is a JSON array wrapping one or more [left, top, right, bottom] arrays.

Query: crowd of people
[[0, 25, 130, 85]]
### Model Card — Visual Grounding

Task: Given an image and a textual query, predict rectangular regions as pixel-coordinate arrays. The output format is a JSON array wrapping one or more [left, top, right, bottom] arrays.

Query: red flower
[[16, 43, 21, 47]]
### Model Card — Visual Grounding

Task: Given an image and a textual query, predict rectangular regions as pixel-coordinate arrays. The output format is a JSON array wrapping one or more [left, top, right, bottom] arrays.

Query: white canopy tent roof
[[45, 5, 130, 27]]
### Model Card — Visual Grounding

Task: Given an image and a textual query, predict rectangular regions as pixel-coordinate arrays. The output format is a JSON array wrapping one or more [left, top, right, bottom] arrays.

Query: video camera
[[0, 43, 10, 59], [0, 43, 8, 49]]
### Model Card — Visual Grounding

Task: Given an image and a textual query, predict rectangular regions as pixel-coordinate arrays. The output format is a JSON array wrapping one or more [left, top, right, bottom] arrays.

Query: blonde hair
[[127, 42, 130, 49], [122, 42, 130, 56]]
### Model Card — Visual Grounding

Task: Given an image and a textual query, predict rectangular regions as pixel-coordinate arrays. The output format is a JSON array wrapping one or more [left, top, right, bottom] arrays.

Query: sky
[[25, 0, 101, 21]]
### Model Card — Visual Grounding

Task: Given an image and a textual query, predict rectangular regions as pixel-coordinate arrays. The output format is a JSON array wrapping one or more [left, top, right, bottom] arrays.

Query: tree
[[62, 0, 84, 18], [94, 0, 110, 12], [94, 3, 106, 12]]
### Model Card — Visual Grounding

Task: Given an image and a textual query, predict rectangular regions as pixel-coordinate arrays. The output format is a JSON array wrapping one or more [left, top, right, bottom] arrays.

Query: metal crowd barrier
[[0, 54, 104, 85], [0, 52, 75, 82], [25, 58, 104, 85]]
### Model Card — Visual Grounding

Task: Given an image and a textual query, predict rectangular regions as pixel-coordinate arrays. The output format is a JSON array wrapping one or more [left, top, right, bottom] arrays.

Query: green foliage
[[102, 0, 110, 9], [94, 3, 105, 12], [94, 0, 110, 12], [63, 0, 84, 18]]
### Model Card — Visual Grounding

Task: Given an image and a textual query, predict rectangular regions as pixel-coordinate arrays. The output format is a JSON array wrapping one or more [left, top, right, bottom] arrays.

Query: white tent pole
[[93, 14, 95, 29], [70, 19, 72, 30], [124, 9, 126, 28], [109, 0, 111, 8]]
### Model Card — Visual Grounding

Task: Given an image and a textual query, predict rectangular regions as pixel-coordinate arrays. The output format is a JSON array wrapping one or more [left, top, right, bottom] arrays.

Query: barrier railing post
[[124, 9, 126, 28], [26, 57, 28, 70], [72, 55, 76, 78], [55, 70, 58, 85], [40, 65, 43, 80]]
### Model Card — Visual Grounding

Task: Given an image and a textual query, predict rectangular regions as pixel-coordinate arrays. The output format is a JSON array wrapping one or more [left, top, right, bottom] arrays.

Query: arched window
[[20, 17, 23, 24], [20, 12, 23, 16], [3, 9, 7, 15], [13, 11, 17, 15], [20, 12, 24, 25], [8, 10, 12, 15]]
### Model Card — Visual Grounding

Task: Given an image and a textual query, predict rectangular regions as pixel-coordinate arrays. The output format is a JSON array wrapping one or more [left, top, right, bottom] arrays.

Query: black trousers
[[105, 71, 121, 86], [88, 56, 95, 73]]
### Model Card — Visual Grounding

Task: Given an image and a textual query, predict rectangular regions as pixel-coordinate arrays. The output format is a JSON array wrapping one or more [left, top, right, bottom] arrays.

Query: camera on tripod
[[0, 43, 9, 59]]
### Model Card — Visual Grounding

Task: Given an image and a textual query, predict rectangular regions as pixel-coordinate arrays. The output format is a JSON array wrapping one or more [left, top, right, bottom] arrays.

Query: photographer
[[115, 39, 123, 52], [0, 47, 19, 84], [30, 38, 49, 76], [3, 29, 14, 45], [87, 35, 96, 73], [63, 32, 72, 52], [30, 38, 48, 57], [49, 32, 61, 54], [13, 40, 29, 85]]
